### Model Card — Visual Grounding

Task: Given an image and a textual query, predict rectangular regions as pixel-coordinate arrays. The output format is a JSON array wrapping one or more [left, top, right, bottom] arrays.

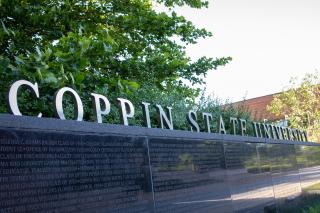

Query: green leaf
[[117, 79, 124, 91], [75, 72, 85, 84], [127, 81, 139, 90], [60, 65, 65, 74], [43, 72, 58, 84], [79, 37, 91, 54], [44, 48, 52, 61], [1, 20, 9, 35], [14, 56, 24, 65], [36, 68, 43, 80], [69, 72, 75, 84]]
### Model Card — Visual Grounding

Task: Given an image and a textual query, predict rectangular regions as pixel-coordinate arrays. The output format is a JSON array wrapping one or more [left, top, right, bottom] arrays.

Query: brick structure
[[231, 93, 284, 121]]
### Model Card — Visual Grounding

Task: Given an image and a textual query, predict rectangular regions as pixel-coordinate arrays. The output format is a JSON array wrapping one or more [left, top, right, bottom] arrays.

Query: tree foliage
[[195, 94, 253, 133], [0, 0, 231, 120], [267, 72, 320, 142]]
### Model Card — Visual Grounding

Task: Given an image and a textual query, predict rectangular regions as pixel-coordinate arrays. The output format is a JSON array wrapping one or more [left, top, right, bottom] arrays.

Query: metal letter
[[8, 80, 42, 117], [239, 119, 247, 136], [230, 117, 238, 135], [141, 102, 151, 128], [187, 110, 200, 132], [253, 122, 263, 138], [269, 124, 277, 139], [54, 87, 83, 121], [301, 130, 308, 142], [218, 115, 226, 134], [297, 129, 302, 141], [286, 128, 293, 140], [155, 105, 173, 130], [291, 129, 298, 141], [295, 129, 301, 141], [202, 112, 212, 133], [299, 130, 305, 141], [91, 93, 111, 123], [273, 125, 283, 140], [263, 123, 272, 138], [280, 127, 287, 140], [117, 98, 135, 126]]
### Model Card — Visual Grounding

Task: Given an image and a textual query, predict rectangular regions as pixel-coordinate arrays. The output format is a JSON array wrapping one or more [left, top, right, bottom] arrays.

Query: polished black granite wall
[[0, 114, 320, 213]]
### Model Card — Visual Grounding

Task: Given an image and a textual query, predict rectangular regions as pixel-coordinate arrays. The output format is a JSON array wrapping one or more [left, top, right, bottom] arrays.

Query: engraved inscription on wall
[[0, 130, 152, 213]]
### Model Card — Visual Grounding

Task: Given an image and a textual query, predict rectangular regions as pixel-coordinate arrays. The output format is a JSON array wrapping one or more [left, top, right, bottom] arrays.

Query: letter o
[[54, 87, 83, 121]]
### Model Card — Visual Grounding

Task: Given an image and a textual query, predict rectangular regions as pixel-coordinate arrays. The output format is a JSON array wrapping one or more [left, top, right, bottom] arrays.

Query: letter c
[[8, 80, 42, 117]]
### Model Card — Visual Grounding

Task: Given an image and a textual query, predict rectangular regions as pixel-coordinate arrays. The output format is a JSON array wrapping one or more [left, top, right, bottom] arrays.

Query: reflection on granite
[[269, 145, 301, 203], [148, 138, 233, 213], [296, 146, 320, 191], [225, 143, 275, 213], [1, 125, 320, 213]]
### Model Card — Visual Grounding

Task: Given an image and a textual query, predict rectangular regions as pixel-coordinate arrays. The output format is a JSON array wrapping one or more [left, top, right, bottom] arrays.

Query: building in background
[[231, 93, 288, 126]]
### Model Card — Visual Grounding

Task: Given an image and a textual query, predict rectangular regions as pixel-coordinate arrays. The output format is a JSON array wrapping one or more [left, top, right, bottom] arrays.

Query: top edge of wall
[[0, 114, 317, 146]]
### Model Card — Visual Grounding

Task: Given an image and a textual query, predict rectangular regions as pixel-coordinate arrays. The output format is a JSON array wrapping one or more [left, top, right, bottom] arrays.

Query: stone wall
[[0, 114, 319, 213]]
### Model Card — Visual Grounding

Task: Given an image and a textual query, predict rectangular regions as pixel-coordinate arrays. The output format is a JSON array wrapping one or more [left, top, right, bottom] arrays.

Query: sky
[[163, 0, 320, 102]]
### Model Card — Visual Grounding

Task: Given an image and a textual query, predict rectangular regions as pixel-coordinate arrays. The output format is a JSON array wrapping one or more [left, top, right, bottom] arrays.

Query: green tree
[[0, 0, 231, 120], [267, 72, 320, 142], [197, 93, 253, 134]]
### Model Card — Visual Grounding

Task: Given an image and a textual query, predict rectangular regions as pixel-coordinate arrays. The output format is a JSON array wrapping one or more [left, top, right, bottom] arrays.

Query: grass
[[276, 194, 320, 213], [307, 204, 320, 213], [305, 183, 320, 191]]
